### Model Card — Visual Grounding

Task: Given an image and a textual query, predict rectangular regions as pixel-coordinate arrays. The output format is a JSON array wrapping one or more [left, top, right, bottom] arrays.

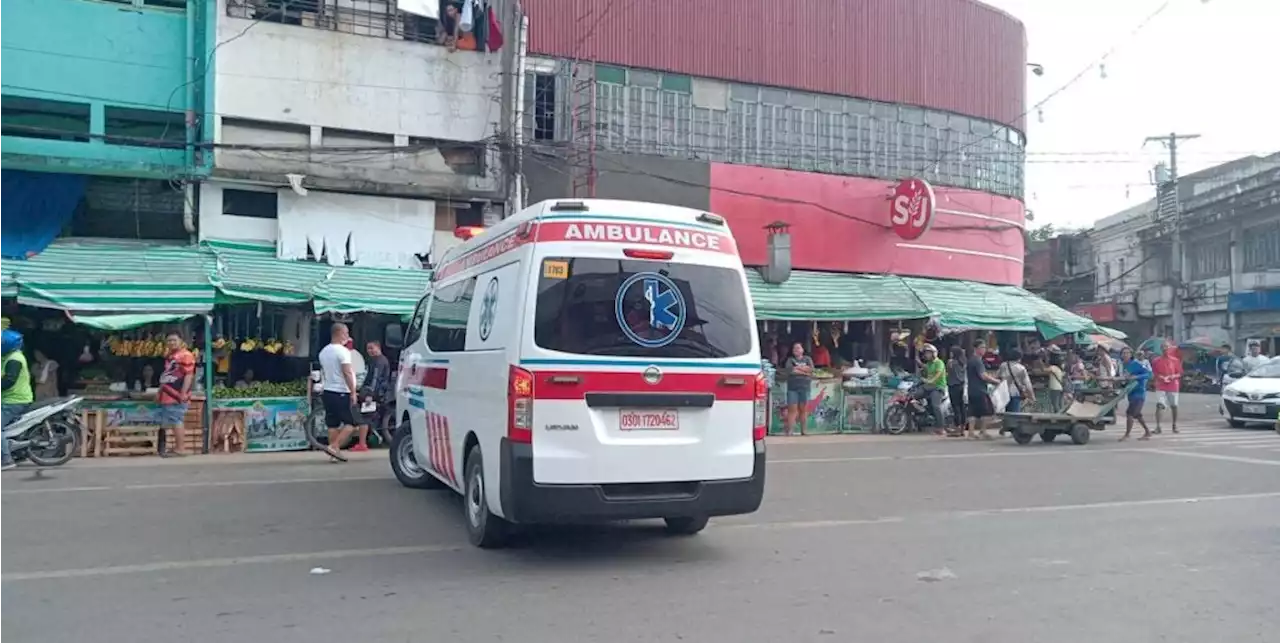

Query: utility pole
[[1144, 132, 1200, 343]]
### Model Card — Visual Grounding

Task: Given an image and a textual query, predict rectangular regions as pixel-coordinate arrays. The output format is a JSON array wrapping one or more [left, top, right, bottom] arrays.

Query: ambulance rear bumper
[[497, 439, 766, 524]]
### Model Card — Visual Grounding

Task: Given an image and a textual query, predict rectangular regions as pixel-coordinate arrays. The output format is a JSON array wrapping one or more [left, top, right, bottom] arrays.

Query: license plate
[[1243, 404, 1266, 415], [619, 409, 679, 431]]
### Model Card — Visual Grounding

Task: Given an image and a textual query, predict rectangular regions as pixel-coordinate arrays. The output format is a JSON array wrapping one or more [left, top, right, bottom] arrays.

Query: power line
[[914, 0, 1181, 177]]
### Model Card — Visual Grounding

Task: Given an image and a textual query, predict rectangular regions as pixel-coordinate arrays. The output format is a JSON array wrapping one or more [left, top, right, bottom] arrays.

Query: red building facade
[[522, 0, 1028, 285]]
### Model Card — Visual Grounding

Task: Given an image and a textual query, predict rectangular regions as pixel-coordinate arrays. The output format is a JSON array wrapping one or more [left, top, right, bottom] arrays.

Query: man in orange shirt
[[1152, 343, 1183, 434], [156, 332, 196, 457]]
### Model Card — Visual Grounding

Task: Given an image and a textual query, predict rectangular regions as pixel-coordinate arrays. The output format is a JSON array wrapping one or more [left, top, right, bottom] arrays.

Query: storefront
[[1230, 289, 1280, 353], [2, 238, 431, 458], [747, 268, 1102, 435]]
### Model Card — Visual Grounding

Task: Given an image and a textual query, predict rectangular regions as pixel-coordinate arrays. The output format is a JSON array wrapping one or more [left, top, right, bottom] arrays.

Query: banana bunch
[[232, 337, 291, 355], [106, 336, 167, 358]]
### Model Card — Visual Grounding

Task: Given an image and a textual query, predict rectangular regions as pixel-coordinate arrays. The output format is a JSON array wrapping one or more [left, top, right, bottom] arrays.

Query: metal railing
[[227, 0, 445, 45]]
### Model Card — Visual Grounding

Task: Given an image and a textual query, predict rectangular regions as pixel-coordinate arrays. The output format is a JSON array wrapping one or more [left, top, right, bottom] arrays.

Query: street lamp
[[1027, 63, 1045, 76]]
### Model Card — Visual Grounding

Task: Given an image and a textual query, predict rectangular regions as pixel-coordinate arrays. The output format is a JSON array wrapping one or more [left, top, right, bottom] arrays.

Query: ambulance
[[389, 199, 767, 548]]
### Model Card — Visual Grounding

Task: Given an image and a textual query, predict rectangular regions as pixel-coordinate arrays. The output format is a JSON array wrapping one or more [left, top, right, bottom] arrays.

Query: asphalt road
[[3, 394, 1278, 643]]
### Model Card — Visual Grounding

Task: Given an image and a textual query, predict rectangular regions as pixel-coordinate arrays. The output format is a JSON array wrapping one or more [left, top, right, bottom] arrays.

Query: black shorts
[[322, 391, 357, 428], [968, 392, 994, 419]]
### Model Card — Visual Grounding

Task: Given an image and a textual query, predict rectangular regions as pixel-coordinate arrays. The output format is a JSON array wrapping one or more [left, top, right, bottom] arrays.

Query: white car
[[1219, 360, 1280, 427]]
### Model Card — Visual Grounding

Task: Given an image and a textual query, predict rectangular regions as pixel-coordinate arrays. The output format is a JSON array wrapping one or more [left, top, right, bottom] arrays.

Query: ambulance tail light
[[508, 365, 534, 443], [623, 248, 674, 261], [753, 372, 768, 441]]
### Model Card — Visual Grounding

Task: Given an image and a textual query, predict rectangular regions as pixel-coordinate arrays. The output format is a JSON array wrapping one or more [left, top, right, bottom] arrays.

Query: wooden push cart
[[1002, 382, 1138, 446]]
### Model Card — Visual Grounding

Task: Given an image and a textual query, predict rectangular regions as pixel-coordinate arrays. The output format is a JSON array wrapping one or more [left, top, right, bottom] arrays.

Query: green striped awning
[[1, 272, 15, 298], [312, 265, 432, 316], [746, 269, 930, 321], [898, 276, 1096, 335], [206, 244, 332, 304], [7, 239, 216, 313]]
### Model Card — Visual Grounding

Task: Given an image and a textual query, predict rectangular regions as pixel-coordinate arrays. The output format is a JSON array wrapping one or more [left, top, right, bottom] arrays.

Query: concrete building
[[518, 0, 1029, 287], [1024, 231, 1094, 311], [1136, 154, 1280, 348], [1, 0, 212, 248], [1079, 154, 1280, 347], [199, 0, 519, 269]]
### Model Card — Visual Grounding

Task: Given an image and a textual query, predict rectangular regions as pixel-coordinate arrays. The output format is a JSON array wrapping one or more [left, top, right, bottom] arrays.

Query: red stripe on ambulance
[[425, 411, 457, 486]]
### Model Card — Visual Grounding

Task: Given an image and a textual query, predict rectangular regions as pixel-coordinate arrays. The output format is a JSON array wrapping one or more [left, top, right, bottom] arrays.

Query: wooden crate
[[100, 426, 160, 457]]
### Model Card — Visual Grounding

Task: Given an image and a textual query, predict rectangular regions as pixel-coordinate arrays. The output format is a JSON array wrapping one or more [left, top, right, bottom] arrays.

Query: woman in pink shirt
[[1152, 345, 1183, 434]]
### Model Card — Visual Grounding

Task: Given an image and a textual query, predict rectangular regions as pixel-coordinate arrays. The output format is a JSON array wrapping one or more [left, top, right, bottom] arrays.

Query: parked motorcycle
[[3, 396, 85, 467], [883, 381, 950, 435]]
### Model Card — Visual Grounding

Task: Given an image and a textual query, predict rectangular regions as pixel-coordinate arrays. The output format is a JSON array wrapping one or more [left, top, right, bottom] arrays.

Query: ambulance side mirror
[[384, 324, 404, 349]]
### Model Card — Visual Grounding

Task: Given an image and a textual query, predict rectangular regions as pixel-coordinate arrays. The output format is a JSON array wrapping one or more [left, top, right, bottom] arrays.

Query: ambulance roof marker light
[[697, 212, 725, 226], [454, 226, 486, 240], [550, 200, 589, 212]]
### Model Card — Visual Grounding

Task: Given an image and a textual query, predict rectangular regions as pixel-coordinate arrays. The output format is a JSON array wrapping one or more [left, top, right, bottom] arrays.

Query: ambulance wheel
[[390, 428, 443, 490], [663, 516, 709, 536], [464, 446, 509, 549]]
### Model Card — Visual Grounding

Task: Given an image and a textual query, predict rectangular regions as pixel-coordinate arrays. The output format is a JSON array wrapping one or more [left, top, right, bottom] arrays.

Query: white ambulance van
[[389, 199, 766, 548]]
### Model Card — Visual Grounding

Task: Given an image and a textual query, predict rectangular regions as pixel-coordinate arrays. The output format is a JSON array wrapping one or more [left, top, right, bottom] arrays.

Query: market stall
[[747, 268, 1109, 435], [47, 313, 209, 456], [204, 303, 312, 453]]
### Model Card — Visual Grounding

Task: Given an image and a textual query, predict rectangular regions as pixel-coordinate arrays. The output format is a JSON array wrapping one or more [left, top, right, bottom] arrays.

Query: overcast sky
[[983, 0, 1276, 231]]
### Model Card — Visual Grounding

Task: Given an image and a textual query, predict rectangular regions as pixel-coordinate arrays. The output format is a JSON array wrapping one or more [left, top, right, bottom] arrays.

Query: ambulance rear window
[[533, 257, 753, 359]]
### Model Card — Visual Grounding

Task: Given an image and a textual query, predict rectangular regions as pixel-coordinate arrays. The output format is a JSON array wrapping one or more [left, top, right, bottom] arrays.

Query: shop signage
[[889, 178, 936, 240], [1073, 302, 1118, 323], [212, 397, 310, 453]]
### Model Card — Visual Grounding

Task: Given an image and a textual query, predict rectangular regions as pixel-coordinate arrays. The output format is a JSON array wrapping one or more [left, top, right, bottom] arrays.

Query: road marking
[[1145, 449, 1280, 467], [726, 516, 905, 531], [122, 476, 391, 490], [2, 476, 390, 496], [955, 490, 1280, 517], [0, 485, 113, 495], [771, 448, 1151, 464], [1, 544, 463, 583]]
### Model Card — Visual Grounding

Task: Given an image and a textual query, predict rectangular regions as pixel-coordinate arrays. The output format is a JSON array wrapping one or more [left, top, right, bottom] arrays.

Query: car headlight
[[1223, 388, 1241, 398]]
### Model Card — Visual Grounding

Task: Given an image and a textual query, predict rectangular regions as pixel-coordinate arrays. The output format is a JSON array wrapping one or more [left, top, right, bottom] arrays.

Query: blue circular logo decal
[[615, 272, 686, 348], [478, 277, 499, 341]]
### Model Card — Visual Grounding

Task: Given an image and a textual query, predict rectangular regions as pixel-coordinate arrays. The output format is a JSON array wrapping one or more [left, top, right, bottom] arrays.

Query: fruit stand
[[48, 320, 205, 456]]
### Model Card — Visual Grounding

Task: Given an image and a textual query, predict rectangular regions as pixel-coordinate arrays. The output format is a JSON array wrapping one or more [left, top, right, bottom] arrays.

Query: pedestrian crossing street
[[1140, 419, 1280, 452]]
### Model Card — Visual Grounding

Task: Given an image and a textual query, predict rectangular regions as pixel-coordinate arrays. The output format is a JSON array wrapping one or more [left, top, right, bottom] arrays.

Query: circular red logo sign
[[889, 178, 936, 240]]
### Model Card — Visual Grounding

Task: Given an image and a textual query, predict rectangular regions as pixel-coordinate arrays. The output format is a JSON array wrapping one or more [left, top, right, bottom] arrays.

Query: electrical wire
[[914, 0, 1181, 177]]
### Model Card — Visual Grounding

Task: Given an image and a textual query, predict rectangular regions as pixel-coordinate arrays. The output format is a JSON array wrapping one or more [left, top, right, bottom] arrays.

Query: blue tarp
[[1, 170, 88, 259]]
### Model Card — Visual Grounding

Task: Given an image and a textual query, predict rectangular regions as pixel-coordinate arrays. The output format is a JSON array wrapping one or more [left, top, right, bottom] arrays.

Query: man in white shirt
[[318, 323, 359, 462], [1242, 341, 1269, 374]]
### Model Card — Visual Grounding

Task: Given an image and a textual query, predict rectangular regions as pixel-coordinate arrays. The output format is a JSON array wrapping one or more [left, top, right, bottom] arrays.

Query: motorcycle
[[883, 381, 950, 435], [3, 396, 85, 467]]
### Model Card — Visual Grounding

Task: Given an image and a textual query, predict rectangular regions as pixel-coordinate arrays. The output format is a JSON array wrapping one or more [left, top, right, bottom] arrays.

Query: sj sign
[[889, 178, 936, 240]]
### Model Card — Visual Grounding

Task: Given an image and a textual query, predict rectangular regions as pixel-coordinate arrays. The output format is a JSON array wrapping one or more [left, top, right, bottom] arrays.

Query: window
[[1189, 235, 1231, 279], [222, 189, 279, 219], [582, 72, 1027, 197], [532, 74, 557, 141], [1243, 222, 1280, 271], [1117, 258, 1126, 286], [404, 295, 430, 346], [533, 257, 754, 359], [426, 278, 476, 352], [103, 107, 185, 145], [1, 96, 91, 142]]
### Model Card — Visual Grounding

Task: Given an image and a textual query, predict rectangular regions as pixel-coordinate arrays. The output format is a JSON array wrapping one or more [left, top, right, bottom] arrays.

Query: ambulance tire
[[663, 516, 709, 536], [464, 445, 509, 549], [390, 428, 444, 490]]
